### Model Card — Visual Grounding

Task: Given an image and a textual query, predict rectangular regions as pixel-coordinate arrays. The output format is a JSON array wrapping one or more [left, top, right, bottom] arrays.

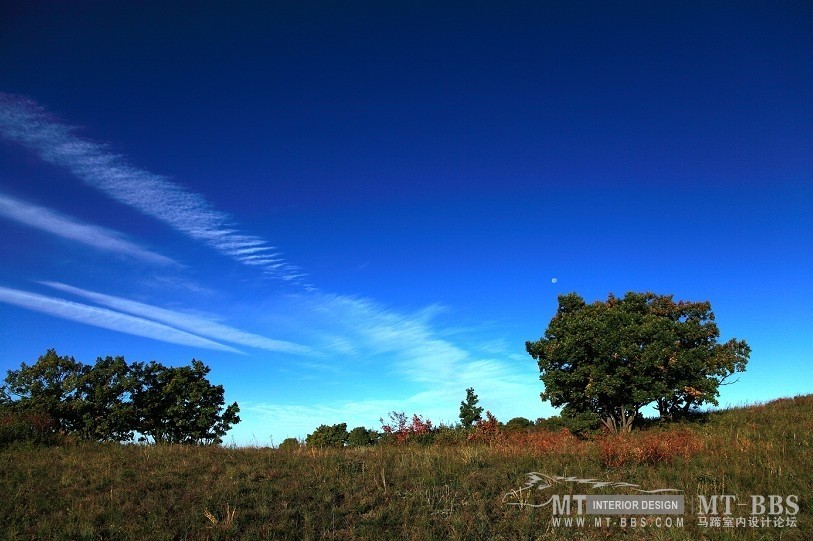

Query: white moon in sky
[[551, 277, 558, 284]]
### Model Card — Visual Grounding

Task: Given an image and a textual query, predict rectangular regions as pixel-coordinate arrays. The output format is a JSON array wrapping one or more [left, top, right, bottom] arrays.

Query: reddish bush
[[639, 429, 704, 464], [380, 411, 433, 444], [522, 428, 584, 454], [467, 411, 501, 443], [599, 435, 644, 467], [599, 429, 703, 467]]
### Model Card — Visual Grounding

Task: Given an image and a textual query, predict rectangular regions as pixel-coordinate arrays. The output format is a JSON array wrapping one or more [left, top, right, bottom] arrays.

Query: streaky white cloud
[[41, 281, 314, 356], [299, 293, 469, 383], [0, 93, 308, 285], [0, 192, 177, 266], [0, 285, 240, 353], [231, 246, 277, 256]]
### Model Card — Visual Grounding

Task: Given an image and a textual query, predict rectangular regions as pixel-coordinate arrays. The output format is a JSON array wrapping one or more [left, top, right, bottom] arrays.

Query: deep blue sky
[[1, 1, 811, 444]]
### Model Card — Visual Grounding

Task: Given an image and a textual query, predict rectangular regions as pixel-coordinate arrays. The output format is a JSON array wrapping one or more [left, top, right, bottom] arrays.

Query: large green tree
[[526, 292, 750, 432]]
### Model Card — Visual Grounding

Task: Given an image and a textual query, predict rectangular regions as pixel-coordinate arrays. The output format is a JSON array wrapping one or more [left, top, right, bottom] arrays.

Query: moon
[[551, 277, 558, 284]]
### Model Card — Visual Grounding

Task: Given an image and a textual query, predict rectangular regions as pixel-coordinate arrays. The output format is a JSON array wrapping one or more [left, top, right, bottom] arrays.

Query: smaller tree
[[76, 355, 136, 442], [468, 411, 501, 442], [380, 411, 434, 444], [306, 423, 348, 448], [459, 387, 484, 427], [1, 349, 86, 435], [347, 426, 378, 446]]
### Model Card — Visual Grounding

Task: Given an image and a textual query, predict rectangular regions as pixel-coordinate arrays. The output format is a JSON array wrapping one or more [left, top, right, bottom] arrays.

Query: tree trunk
[[603, 408, 637, 433], [601, 416, 618, 433], [619, 408, 636, 432]]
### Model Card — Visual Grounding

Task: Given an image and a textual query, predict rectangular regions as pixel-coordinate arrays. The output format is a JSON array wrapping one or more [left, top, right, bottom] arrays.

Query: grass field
[[1, 395, 810, 540]]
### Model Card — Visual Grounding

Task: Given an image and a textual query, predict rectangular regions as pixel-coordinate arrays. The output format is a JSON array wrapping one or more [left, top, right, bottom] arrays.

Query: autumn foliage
[[599, 428, 704, 467], [380, 411, 433, 444]]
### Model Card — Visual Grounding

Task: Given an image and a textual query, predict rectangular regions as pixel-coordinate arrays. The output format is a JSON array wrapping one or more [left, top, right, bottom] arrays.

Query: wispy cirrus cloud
[[291, 293, 469, 383], [0, 285, 239, 353], [0, 93, 308, 286], [41, 281, 314, 356], [0, 93, 544, 443], [0, 192, 177, 266]]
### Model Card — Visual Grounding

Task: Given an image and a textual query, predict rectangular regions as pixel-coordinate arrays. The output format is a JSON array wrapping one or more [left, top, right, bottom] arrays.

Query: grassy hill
[[1, 395, 810, 540]]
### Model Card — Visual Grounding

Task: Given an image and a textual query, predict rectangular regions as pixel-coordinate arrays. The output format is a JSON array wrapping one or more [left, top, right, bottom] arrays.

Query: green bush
[[504, 416, 534, 431], [536, 411, 600, 436], [278, 437, 301, 451], [347, 426, 378, 446], [306, 423, 348, 448], [432, 424, 468, 445]]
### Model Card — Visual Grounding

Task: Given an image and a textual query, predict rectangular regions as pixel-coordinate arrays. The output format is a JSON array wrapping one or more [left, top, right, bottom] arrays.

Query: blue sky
[[0, 1, 811, 444]]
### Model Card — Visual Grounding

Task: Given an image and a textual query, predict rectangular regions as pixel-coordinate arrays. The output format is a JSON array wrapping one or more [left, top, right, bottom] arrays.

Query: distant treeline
[[288, 389, 599, 451]]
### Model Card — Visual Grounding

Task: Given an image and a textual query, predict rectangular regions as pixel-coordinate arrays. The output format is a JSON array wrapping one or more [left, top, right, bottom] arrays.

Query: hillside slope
[[1, 395, 810, 540]]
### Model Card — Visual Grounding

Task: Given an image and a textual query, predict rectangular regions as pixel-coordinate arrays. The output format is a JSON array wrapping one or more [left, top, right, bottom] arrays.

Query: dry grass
[[0, 396, 811, 540]]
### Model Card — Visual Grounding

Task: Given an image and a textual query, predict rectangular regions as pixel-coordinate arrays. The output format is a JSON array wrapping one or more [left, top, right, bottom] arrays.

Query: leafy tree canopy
[[77, 355, 136, 442], [1, 349, 86, 434], [526, 292, 750, 432], [306, 423, 348, 448], [504, 417, 534, 430], [131, 359, 240, 445], [347, 426, 378, 446]]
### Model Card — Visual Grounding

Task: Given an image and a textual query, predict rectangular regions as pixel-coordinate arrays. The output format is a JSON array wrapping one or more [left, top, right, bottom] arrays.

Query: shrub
[[278, 437, 301, 451], [432, 424, 468, 445], [0, 410, 60, 447], [599, 428, 704, 467], [306, 423, 348, 448], [504, 417, 534, 431], [380, 412, 434, 444], [347, 426, 378, 446], [467, 411, 501, 443], [517, 428, 583, 454], [536, 411, 600, 436]]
